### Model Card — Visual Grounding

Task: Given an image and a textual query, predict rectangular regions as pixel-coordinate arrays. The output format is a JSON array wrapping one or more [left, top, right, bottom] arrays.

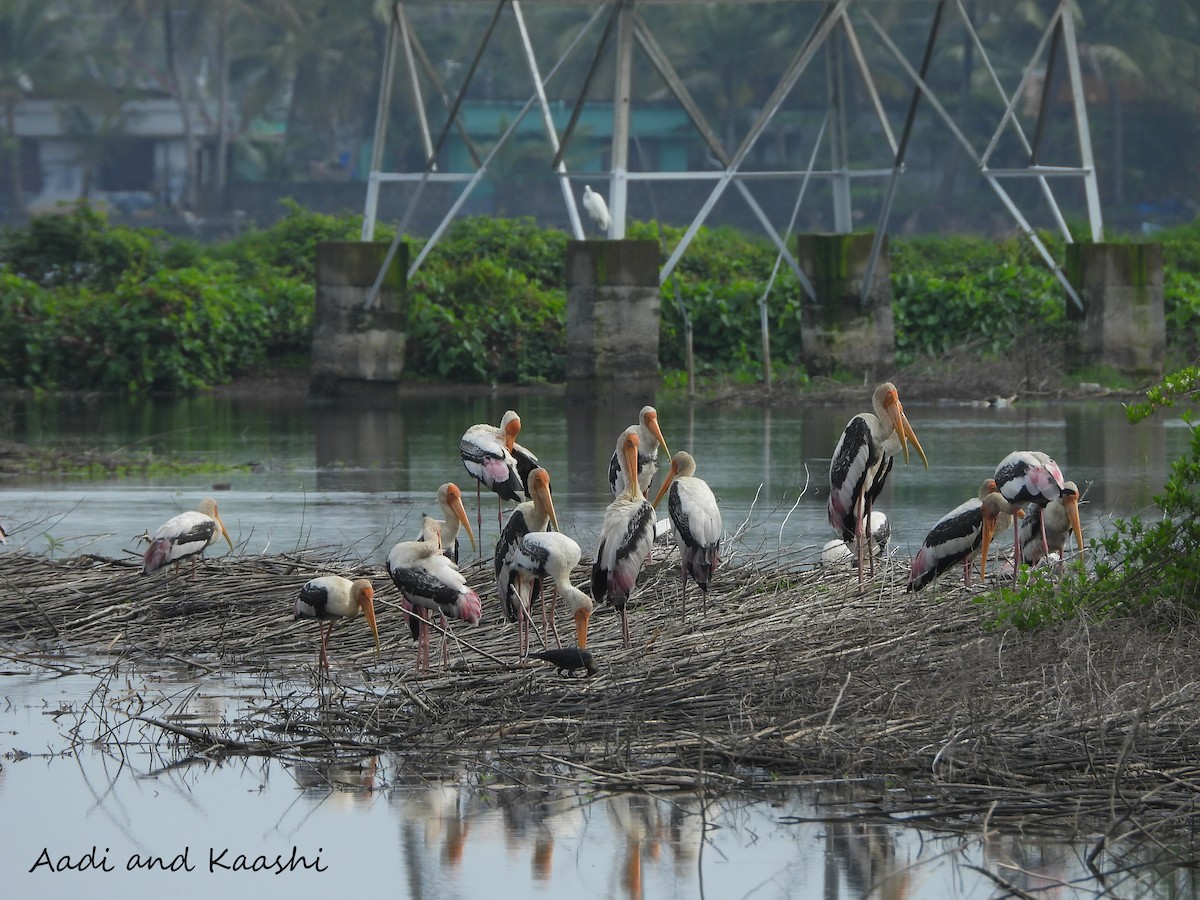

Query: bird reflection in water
[[827, 820, 910, 900]]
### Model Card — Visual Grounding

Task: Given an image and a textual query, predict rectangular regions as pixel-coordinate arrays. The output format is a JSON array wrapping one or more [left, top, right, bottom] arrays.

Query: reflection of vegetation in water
[[0, 443, 257, 480], [983, 366, 1200, 627]]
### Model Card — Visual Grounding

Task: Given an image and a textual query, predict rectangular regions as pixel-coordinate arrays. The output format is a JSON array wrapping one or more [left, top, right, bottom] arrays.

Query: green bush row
[[1, 205, 1197, 392]]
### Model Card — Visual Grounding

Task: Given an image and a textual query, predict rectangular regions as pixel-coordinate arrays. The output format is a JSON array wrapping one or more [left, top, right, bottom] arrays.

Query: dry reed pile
[[3, 545, 1200, 832]]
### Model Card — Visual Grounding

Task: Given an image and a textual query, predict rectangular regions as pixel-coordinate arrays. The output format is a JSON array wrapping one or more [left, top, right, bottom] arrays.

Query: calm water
[[2, 652, 1198, 899], [0, 388, 1189, 567], [1, 388, 1196, 898]]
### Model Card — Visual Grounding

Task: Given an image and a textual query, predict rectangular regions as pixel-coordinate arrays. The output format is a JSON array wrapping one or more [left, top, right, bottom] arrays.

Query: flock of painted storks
[[128, 383, 1083, 675]]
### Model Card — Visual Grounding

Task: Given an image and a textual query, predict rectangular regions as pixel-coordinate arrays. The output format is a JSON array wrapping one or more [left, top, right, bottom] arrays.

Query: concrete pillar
[[1066, 243, 1165, 377], [797, 233, 894, 378], [311, 242, 408, 395], [566, 240, 661, 400]]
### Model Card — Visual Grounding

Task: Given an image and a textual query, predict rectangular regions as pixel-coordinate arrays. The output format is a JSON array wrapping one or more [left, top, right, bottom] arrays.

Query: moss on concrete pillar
[[566, 239, 661, 401], [796, 232, 895, 378], [1065, 243, 1165, 378], [311, 242, 408, 395]]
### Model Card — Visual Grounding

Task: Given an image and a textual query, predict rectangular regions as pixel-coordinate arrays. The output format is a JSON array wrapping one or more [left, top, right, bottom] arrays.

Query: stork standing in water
[[141, 497, 233, 578], [582, 185, 611, 236], [1018, 480, 1084, 568], [293, 576, 381, 672], [652, 450, 721, 618], [423, 482, 477, 563], [460, 410, 538, 535], [592, 428, 656, 648], [608, 406, 671, 498], [387, 516, 483, 673], [827, 383, 928, 585], [907, 479, 1024, 592], [498, 530, 592, 659], [993, 450, 1068, 574]]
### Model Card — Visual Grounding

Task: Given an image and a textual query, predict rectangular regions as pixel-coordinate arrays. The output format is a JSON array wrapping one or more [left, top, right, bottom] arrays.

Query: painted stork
[[592, 428, 656, 648], [827, 382, 928, 585], [582, 185, 611, 235], [498, 530, 592, 659], [386, 516, 483, 673], [993, 450, 1067, 573], [494, 467, 558, 582], [1018, 480, 1084, 567], [293, 576, 380, 671], [652, 450, 721, 618], [608, 405, 671, 498], [460, 410, 538, 533], [907, 479, 1024, 593], [820, 511, 890, 568], [141, 497, 233, 577], [423, 482, 477, 563]]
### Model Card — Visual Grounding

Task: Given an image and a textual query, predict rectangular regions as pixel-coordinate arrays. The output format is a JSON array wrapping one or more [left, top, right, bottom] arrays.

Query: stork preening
[[293, 576, 381, 671], [582, 185, 611, 235], [652, 450, 721, 618], [608, 405, 671, 498], [141, 497, 233, 578], [592, 428, 656, 648], [1018, 480, 1084, 567], [992, 450, 1068, 575], [828, 383, 929, 585], [498, 530, 592, 660], [907, 479, 1023, 593], [460, 410, 538, 534], [387, 516, 483, 673]]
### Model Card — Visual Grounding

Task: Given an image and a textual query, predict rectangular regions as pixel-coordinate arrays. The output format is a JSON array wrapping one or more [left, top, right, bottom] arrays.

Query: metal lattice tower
[[361, 0, 1102, 309]]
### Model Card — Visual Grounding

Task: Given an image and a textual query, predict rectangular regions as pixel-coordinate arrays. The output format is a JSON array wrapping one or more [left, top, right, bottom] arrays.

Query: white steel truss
[[361, 0, 1102, 310]]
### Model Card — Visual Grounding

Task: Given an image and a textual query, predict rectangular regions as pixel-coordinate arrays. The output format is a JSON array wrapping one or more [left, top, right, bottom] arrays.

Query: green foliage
[[207, 199, 366, 281], [982, 369, 1200, 628], [408, 252, 564, 384], [0, 206, 162, 291], [891, 238, 1067, 365]]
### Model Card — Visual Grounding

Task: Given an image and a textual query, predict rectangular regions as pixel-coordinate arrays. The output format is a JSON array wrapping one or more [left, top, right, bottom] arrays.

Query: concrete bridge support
[[797, 233, 895, 379], [565, 239, 662, 402], [310, 242, 408, 395], [1066, 243, 1165, 378]]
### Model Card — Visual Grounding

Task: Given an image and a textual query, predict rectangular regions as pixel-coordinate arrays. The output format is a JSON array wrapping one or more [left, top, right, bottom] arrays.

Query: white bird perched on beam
[[652, 450, 721, 618], [141, 497, 233, 578], [293, 576, 381, 672], [582, 185, 611, 236]]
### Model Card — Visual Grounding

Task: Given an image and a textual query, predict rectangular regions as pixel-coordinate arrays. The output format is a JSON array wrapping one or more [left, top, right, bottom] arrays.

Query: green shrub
[[0, 206, 161, 291]]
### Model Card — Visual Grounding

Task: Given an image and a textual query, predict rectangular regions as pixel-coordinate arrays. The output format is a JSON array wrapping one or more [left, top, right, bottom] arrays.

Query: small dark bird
[[528, 647, 597, 678]]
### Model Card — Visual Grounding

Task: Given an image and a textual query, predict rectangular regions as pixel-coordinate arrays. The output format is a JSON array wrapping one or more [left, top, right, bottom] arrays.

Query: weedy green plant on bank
[[981, 367, 1200, 629]]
